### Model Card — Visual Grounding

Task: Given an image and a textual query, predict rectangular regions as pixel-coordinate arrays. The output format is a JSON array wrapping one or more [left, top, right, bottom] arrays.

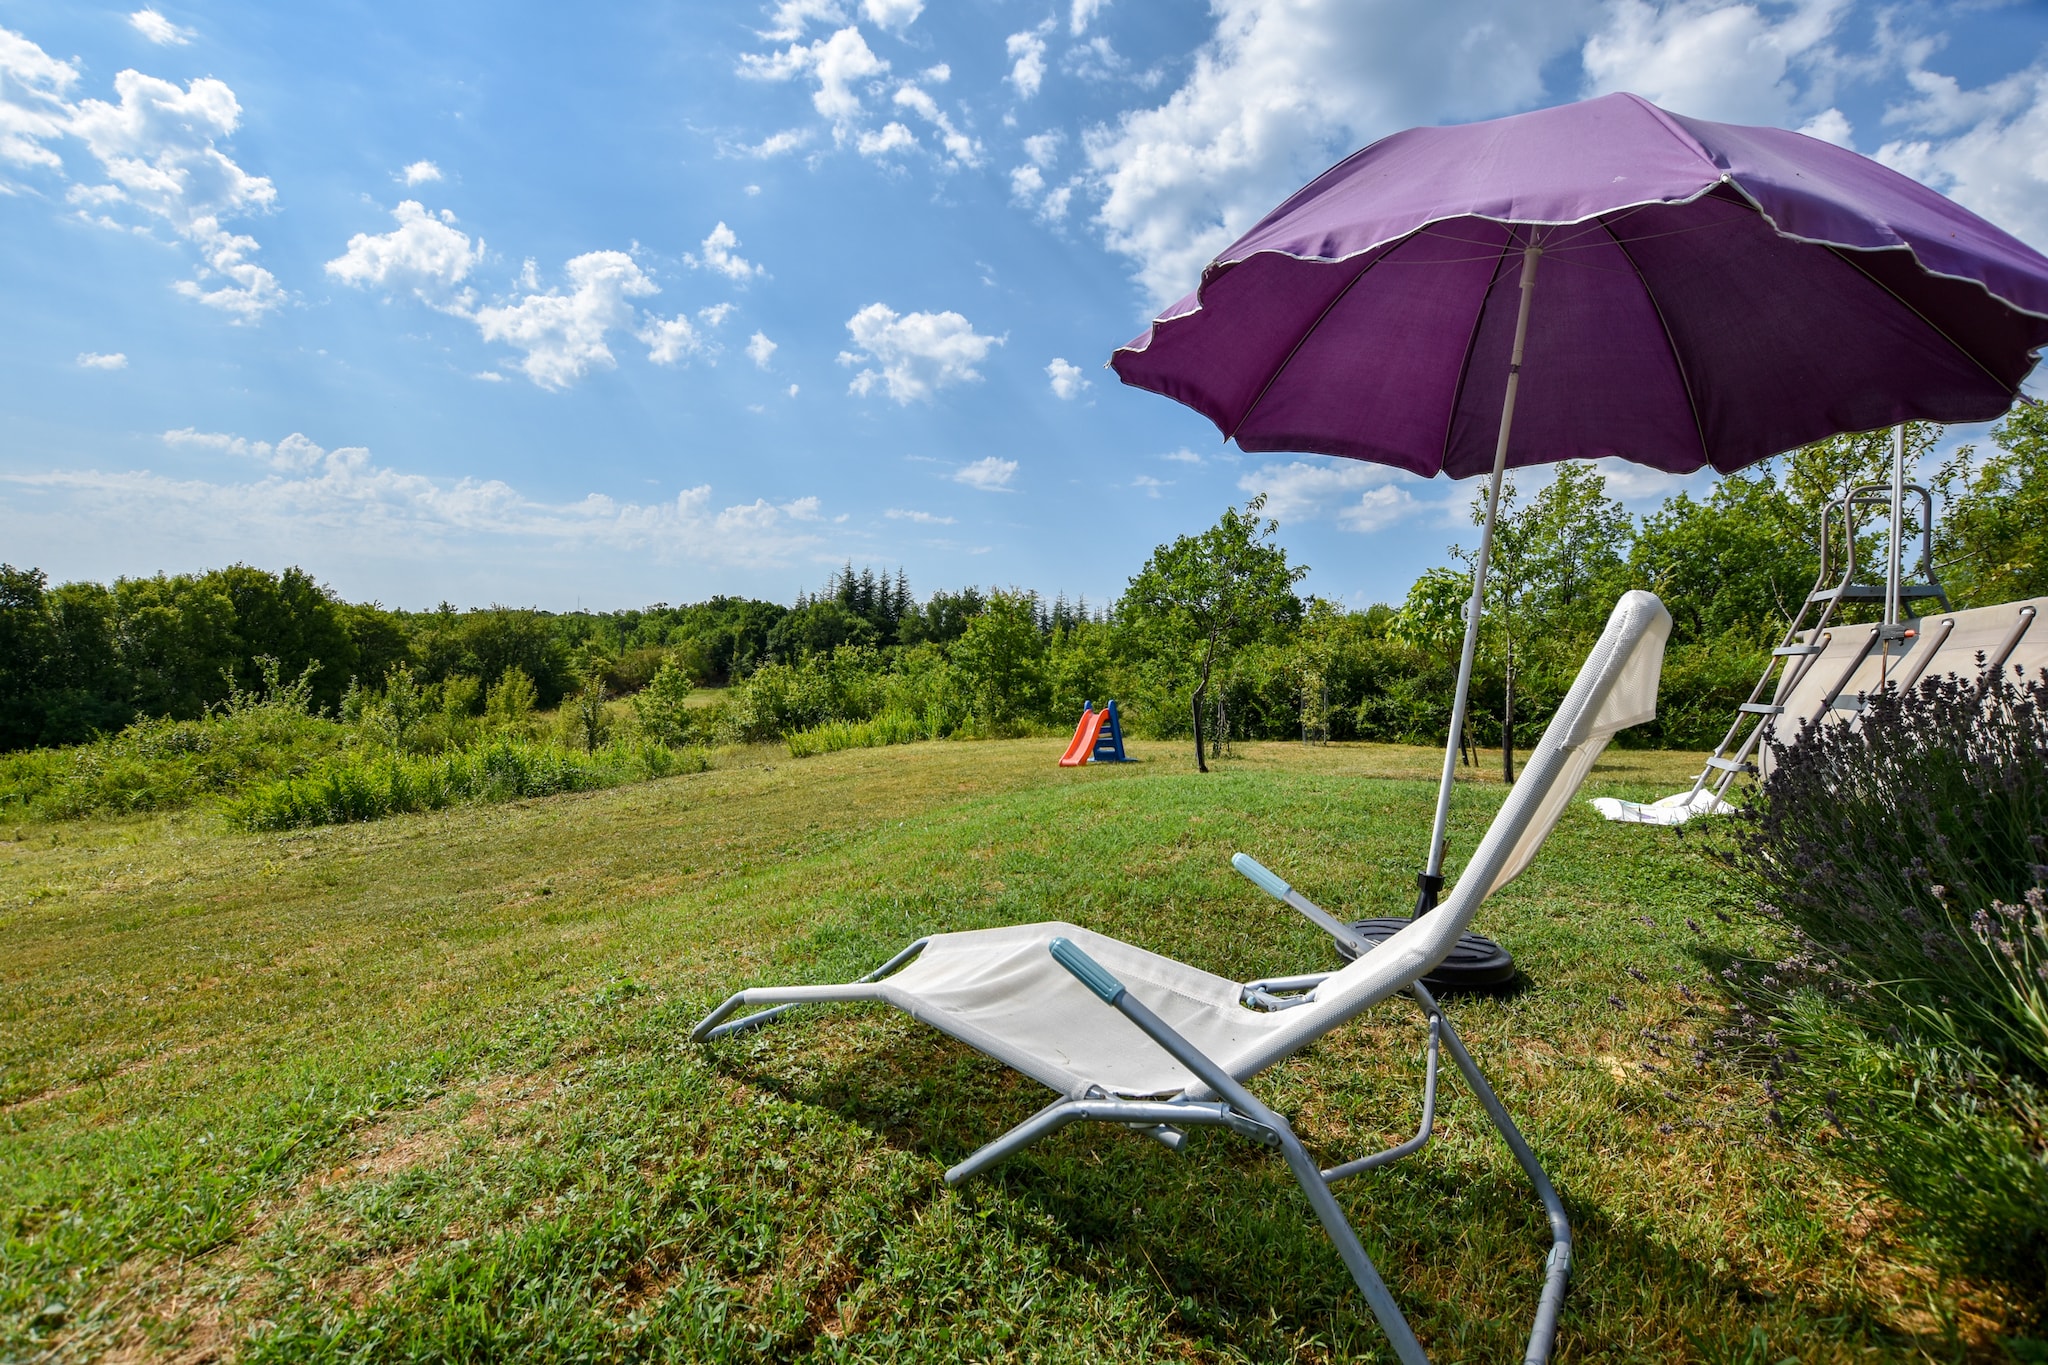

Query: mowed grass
[[0, 739, 2003, 1362]]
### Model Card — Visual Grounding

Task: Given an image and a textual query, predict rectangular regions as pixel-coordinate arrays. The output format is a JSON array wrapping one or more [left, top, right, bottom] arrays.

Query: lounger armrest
[[1232, 853, 1376, 957], [1049, 936, 1126, 1005]]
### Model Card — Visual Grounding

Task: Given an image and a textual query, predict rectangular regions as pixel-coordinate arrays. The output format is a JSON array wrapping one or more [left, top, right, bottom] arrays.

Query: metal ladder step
[[1737, 703, 1782, 715], [1772, 644, 1823, 657], [1704, 756, 1748, 772], [1808, 583, 1947, 604]]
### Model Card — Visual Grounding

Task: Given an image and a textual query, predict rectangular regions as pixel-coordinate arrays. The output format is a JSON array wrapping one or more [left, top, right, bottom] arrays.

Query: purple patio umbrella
[[1111, 90, 2048, 909]]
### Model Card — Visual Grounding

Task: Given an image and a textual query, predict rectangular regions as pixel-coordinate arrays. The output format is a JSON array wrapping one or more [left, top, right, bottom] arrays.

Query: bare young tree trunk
[[1192, 630, 1217, 773]]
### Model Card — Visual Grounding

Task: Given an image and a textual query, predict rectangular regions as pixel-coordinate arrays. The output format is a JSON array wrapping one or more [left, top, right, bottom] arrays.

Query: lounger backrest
[[1215, 591, 1670, 1084]]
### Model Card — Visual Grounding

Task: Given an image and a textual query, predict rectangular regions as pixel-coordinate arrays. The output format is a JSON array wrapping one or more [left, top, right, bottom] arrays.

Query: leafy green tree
[[1121, 498, 1304, 772], [38, 579, 125, 744], [112, 573, 240, 720], [0, 565, 55, 750], [485, 666, 538, 726], [767, 600, 880, 661], [342, 604, 413, 692], [1460, 464, 1630, 780], [898, 587, 986, 646], [1937, 403, 2048, 607], [206, 565, 358, 712], [950, 590, 1048, 731], [632, 658, 696, 747], [368, 663, 427, 750]]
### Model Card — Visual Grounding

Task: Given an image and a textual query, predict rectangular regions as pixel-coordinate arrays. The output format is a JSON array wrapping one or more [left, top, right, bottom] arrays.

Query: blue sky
[[3, 0, 2046, 612]]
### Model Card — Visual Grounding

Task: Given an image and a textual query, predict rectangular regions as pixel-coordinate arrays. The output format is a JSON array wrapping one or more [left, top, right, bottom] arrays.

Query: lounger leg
[[1046, 941, 1431, 1365], [1410, 983, 1572, 1365], [690, 938, 930, 1041]]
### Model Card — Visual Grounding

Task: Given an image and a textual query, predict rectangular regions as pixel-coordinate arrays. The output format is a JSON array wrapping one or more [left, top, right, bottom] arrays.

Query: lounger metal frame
[[695, 922, 1570, 1365]]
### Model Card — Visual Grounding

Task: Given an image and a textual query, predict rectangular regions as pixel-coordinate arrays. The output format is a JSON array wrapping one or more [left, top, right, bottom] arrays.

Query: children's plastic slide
[[1059, 706, 1106, 767]]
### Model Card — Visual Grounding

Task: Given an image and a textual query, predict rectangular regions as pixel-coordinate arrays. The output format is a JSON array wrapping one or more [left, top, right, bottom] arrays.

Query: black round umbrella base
[[1332, 917, 1518, 989]]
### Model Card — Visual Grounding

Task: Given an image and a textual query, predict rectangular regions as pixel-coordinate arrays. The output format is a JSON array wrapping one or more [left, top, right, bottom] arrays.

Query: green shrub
[[785, 709, 931, 758], [227, 737, 709, 831], [0, 658, 346, 822]]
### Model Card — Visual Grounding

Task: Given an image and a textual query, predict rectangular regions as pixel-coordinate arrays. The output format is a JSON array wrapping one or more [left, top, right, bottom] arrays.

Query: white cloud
[[744, 182, 762, 195], [886, 507, 956, 524], [9, 429, 831, 567], [861, 0, 924, 34], [1878, 58, 2048, 252], [787, 382, 800, 397], [1006, 24, 1051, 98], [858, 120, 917, 158], [1046, 355, 1089, 399], [842, 302, 1002, 403], [687, 220, 763, 280], [637, 313, 705, 366], [954, 456, 1019, 492], [1082, 0, 1596, 307], [1798, 105, 1853, 146], [759, 0, 844, 43], [1071, 0, 1110, 36], [77, 351, 128, 369], [400, 159, 443, 185], [894, 83, 982, 167], [1238, 458, 1434, 531], [739, 26, 888, 137], [164, 426, 328, 471], [922, 63, 951, 84], [1161, 448, 1204, 464], [1580, 0, 1850, 126], [1023, 129, 1064, 167], [128, 9, 193, 46], [0, 28, 78, 172], [472, 250, 660, 389], [324, 200, 483, 300], [1011, 132, 1075, 221], [1335, 484, 1420, 532], [1132, 473, 1170, 498], [698, 301, 735, 326], [747, 330, 778, 368], [12, 55, 285, 318], [1065, 35, 1129, 82], [740, 128, 811, 158]]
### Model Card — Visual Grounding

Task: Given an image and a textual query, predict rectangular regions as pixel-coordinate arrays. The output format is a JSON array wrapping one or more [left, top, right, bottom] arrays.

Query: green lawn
[[0, 740, 2009, 1361]]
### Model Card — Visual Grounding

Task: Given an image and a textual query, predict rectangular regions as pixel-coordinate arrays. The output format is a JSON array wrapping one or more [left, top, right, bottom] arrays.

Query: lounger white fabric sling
[[694, 590, 1673, 1365]]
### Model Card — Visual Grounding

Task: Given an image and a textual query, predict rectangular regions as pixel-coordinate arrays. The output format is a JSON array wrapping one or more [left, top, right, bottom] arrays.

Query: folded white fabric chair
[[694, 590, 1672, 1365]]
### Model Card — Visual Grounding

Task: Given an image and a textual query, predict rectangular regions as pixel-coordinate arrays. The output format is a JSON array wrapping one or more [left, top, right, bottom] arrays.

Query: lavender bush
[[1720, 668, 2048, 1316]]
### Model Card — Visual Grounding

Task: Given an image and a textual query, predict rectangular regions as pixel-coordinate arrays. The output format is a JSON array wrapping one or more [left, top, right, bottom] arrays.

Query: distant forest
[[2, 407, 2041, 757]]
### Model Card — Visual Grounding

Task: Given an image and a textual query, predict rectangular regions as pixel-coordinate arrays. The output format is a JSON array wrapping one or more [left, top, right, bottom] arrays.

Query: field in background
[[2, 740, 2017, 1361]]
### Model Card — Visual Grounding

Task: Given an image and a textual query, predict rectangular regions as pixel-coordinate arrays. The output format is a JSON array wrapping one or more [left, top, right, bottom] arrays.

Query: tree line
[[2, 408, 2040, 763]]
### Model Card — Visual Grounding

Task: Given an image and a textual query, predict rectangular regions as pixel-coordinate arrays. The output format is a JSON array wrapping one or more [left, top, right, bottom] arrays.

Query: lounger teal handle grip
[[1232, 852, 1292, 901], [1049, 936, 1125, 1005]]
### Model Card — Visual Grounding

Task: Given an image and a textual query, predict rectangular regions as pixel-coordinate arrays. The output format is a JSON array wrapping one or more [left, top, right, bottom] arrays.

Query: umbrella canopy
[[1112, 91, 2048, 478], [1109, 91, 2048, 926]]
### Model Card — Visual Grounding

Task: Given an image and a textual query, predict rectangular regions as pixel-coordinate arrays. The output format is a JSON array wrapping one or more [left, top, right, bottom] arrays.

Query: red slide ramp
[[1059, 708, 1106, 767]]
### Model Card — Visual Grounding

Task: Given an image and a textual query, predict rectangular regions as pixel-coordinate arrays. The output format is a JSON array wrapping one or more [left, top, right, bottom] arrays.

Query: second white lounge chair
[[694, 589, 1673, 1364]]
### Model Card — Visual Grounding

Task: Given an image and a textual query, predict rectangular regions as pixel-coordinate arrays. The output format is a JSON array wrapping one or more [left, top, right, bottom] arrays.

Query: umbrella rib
[[1225, 235, 1410, 446], [1436, 235, 1519, 474], [1821, 244, 2017, 395], [1597, 215, 1711, 470]]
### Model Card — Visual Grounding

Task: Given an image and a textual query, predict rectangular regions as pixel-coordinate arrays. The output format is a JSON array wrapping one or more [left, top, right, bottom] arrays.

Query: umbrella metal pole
[[1885, 424, 1905, 627], [1418, 242, 1540, 915]]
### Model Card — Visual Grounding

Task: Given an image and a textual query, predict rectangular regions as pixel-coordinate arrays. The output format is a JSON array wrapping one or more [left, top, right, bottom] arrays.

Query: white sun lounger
[[694, 590, 1672, 1365]]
